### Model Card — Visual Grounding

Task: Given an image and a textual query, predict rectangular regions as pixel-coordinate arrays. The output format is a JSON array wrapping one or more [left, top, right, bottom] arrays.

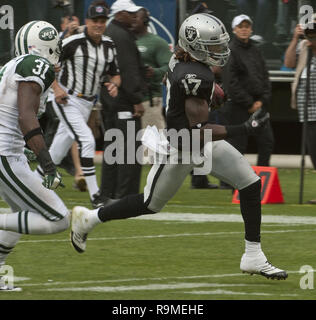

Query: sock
[[98, 194, 155, 222], [80, 157, 99, 199], [85, 175, 99, 199], [245, 240, 262, 257], [0, 211, 69, 234], [239, 179, 262, 242], [88, 209, 102, 225], [0, 231, 21, 266]]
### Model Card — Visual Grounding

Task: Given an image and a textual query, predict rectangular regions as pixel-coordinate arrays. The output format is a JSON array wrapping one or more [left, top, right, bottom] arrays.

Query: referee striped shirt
[[58, 27, 119, 97]]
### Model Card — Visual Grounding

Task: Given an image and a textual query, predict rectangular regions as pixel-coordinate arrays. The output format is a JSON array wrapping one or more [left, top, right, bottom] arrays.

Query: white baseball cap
[[110, 0, 143, 16], [231, 14, 253, 29]]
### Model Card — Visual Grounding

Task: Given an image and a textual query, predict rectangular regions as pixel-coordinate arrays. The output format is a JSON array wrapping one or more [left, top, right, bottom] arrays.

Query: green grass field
[[0, 164, 316, 300]]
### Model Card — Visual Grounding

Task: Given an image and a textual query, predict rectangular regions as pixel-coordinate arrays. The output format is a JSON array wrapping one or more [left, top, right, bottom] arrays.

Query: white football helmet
[[178, 13, 230, 67], [15, 21, 62, 65]]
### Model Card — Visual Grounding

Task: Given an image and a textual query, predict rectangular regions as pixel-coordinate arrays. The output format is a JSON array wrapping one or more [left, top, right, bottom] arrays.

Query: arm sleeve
[[15, 55, 55, 92]]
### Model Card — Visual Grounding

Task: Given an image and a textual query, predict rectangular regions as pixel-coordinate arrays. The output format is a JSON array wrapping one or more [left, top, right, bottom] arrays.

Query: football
[[211, 83, 226, 108]]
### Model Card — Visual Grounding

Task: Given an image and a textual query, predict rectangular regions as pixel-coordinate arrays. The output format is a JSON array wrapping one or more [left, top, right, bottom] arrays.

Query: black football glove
[[243, 109, 270, 134]]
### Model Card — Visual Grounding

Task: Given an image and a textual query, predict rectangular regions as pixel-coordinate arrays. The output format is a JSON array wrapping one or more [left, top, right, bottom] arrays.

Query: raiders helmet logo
[[185, 26, 197, 42]]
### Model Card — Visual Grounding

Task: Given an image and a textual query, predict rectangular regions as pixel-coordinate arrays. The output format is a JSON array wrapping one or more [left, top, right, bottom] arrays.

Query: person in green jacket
[[134, 8, 172, 131]]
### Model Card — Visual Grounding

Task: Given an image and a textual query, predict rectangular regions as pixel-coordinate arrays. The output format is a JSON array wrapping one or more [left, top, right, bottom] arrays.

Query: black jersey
[[166, 55, 215, 131]]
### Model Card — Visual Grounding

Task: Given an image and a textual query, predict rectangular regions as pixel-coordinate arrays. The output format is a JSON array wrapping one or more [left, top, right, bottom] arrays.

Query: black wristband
[[23, 127, 43, 143], [225, 124, 247, 138], [37, 148, 56, 175]]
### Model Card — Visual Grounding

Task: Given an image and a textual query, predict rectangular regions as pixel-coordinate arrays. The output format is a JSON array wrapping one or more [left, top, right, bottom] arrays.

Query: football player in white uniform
[[0, 21, 69, 291], [70, 14, 288, 280]]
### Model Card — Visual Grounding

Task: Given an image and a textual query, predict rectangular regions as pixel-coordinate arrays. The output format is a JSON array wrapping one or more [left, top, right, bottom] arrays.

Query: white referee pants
[[144, 140, 260, 212], [50, 94, 95, 164]]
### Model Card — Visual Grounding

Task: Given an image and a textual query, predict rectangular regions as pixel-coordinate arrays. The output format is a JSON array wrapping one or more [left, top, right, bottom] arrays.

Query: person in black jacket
[[99, 0, 145, 202], [223, 14, 274, 167]]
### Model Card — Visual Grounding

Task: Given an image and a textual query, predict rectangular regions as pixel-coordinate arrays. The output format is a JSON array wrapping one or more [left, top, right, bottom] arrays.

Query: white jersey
[[0, 54, 55, 156]]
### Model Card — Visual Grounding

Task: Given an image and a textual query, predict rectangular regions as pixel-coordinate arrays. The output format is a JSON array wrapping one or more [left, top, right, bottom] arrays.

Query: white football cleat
[[240, 252, 288, 280], [70, 206, 97, 253]]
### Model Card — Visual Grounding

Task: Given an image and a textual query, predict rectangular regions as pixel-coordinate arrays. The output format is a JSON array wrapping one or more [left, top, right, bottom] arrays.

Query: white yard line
[[17, 227, 316, 245], [181, 290, 298, 297], [18, 269, 312, 287], [2, 207, 316, 224], [40, 282, 266, 293], [20, 274, 251, 287], [135, 212, 316, 225]]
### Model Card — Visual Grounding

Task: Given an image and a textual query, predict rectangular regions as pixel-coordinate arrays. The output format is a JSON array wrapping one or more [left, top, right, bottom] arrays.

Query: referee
[[37, 1, 121, 208]]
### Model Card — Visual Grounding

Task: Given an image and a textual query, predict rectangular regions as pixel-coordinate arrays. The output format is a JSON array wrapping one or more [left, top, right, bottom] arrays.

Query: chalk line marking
[[19, 269, 311, 287], [135, 212, 316, 225], [40, 282, 266, 293], [181, 290, 298, 297], [2, 208, 316, 225], [16, 227, 316, 245]]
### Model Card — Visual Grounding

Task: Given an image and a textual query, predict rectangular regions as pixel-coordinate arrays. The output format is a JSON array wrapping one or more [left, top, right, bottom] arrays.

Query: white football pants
[[0, 155, 69, 264]]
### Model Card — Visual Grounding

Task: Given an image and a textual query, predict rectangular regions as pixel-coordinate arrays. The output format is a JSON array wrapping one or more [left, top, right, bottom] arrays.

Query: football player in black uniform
[[70, 13, 287, 280]]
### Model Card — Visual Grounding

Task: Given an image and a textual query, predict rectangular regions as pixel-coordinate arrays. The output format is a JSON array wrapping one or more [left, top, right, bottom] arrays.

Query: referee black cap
[[86, 2, 108, 19]]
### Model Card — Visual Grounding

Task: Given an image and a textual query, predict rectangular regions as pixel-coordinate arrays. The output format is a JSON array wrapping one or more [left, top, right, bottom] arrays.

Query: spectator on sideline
[[133, 7, 171, 132], [99, 0, 145, 200], [284, 15, 316, 204], [223, 14, 274, 167]]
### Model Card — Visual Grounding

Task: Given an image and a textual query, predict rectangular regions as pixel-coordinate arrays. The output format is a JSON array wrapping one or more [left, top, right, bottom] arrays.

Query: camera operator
[[284, 13, 316, 203]]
